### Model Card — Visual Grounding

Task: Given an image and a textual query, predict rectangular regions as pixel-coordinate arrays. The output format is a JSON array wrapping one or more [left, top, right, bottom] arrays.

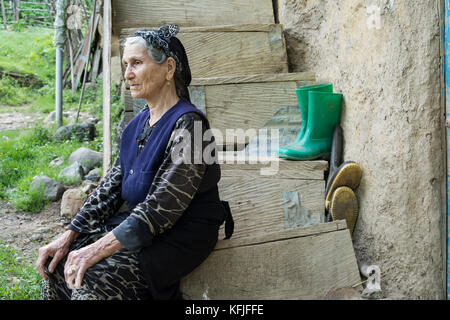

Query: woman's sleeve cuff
[[112, 215, 153, 251]]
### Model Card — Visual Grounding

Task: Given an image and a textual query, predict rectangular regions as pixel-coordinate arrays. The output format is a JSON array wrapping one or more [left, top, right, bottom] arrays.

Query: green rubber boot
[[276, 90, 342, 160], [294, 83, 333, 143]]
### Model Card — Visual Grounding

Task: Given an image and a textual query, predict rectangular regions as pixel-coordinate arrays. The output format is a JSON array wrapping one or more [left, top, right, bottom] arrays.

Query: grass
[[0, 22, 120, 300], [0, 26, 108, 114], [0, 124, 107, 212], [0, 241, 41, 300], [0, 79, 123, 213], [0, 26, 124, 213], [0, 27, 55, 82], [0, 27, 54, 107]]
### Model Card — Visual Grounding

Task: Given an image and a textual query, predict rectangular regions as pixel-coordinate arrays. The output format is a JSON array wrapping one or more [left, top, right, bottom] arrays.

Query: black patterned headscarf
[[134, 25, 192, 102]]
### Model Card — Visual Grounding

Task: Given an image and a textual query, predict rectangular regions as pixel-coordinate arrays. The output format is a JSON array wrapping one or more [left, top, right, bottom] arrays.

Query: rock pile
[[29, 146, 104, 219]]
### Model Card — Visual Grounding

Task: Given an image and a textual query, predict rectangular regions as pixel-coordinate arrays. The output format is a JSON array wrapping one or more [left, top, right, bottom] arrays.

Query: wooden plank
[[13, 0, 19, 21], [19, 1, 47, 5], [74, 11, 99, 90], [124, 75, 314, 145], [180, 228, 361, 300], [215, 220, 347, 250], [1, 0, 7, 29], [16, 8, 49, 12], [89, 42, 102, 82], [218, 152, 328, 180], [204, 81, 300, 145], [218, 177, 325, 240], [75, 4, 100, 123], [121, 24, 278, 35], [119, 25, 289, 78], [102, 0, 112, 175], [190, 72, 315, 86], [188, 86, 206, 115], [111, 0, 275, 34]]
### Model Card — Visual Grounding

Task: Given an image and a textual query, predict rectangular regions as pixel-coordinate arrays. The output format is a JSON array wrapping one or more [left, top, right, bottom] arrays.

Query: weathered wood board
[[218, 154, 328, 180], [119, 24, 289, 78], [218, 177, 325, 240], [124, 73, 315, 146], [112, 0, 275, 34], [191, 73, 315, 146], [217, 154, 327, 240], [180, 221, 361, 300]]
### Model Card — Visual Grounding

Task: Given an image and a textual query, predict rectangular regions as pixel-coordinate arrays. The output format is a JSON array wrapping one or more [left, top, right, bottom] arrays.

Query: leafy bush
[[10, 21, 27, 32], [10, 185, 50, 213], [0, 77, 34, 106]]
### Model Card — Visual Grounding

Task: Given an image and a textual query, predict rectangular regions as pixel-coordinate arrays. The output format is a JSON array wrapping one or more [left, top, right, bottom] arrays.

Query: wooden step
[[180, 220, 361, 300], [123, 72, 315, 147], [112, 0, 275, 34], [190, 73, 315, 146], [120, 24, 289, 78], [217, 152, 328, 240]]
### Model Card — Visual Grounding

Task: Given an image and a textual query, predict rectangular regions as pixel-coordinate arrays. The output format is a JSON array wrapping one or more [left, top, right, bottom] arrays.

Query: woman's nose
[[124, 66, 134, 80]]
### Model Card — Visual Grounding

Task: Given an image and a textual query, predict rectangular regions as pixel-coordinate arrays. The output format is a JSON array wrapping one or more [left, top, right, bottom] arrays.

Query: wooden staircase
[[113, 0, 361, 299]]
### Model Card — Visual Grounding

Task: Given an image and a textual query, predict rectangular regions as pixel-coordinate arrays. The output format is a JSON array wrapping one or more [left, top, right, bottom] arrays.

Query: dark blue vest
[[118, 99, 233, 299], [119, 98, 204, 205]]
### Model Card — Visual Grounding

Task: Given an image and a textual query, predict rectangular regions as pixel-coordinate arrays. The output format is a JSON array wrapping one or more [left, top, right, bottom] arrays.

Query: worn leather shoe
[[329, 186, 359, 237]]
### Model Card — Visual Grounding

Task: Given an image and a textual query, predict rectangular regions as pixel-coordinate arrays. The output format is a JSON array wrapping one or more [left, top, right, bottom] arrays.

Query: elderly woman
[[35, 24, 232, 300]]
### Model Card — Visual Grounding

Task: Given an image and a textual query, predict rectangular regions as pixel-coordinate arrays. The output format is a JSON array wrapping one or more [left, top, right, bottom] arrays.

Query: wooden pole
[[14, 0, 19, 22], [66, 29, 76, 94], [1, 0, 7, 29], [102, 0, 112, 175], [75, 0, 98, 123], [10, 0, 15, 21]]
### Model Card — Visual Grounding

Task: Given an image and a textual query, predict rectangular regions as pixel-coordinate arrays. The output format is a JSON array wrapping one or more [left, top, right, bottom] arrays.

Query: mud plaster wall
[[277, 0, 446, 299]]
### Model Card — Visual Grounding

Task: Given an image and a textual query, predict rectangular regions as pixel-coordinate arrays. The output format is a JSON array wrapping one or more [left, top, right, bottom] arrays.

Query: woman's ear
[[166, 57, 176, 80]]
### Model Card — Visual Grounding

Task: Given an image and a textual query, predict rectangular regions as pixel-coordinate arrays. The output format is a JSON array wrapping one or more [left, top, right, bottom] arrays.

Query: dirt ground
[[0, 106, 85, 264], [0, 200, 69, 264], [0, 111, 45, 131]]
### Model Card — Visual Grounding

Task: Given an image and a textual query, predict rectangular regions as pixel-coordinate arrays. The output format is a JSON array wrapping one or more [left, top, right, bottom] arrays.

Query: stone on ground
[[29, 176, 66, 201]]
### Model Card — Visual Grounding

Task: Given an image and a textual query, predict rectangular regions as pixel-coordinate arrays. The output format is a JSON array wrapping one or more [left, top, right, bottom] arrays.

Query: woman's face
[[122, 42, 168, 101]]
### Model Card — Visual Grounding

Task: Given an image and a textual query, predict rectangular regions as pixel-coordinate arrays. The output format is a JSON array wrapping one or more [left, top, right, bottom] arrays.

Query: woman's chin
[[130, 91, 143, 99]]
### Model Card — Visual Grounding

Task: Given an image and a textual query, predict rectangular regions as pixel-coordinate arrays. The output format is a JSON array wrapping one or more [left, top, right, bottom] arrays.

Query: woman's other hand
[[35, 230, 79, 280], [64, 231, 122, 289]]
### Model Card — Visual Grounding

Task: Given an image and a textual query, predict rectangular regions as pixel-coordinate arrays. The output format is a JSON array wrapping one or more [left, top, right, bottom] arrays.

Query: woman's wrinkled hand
[[64, 231, 122, 289], [35, 230, 79, 280], [64, 242, 103, 289]]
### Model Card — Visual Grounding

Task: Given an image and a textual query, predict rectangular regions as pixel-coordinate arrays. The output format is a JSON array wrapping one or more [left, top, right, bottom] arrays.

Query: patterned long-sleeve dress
[[41, 102, 231, 300]]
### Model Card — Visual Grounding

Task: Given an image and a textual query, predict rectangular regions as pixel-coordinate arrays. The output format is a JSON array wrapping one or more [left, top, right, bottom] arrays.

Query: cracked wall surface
[[278, 0, 446, 299]]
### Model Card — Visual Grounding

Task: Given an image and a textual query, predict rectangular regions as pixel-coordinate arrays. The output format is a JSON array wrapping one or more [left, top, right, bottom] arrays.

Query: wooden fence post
[[13, 0, 19, 22], [1, 0, 7, 29], [103, 0, 112, 175], [10, 0, 14, 21]]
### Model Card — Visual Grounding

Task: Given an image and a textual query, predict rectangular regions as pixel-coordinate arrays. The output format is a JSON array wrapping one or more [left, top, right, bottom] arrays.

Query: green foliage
[[0, 28, 55, 83], [10, 21, 27, 32], [0, 27, 55, 107], [17, 2, 54, 25], [28, 33, 56, 82], [11, 184, 50, 213], [0, 77, 34, 106], [0, 242, 41, 300], [0, 27, 124, 211], [0, 124, 103, 211]]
